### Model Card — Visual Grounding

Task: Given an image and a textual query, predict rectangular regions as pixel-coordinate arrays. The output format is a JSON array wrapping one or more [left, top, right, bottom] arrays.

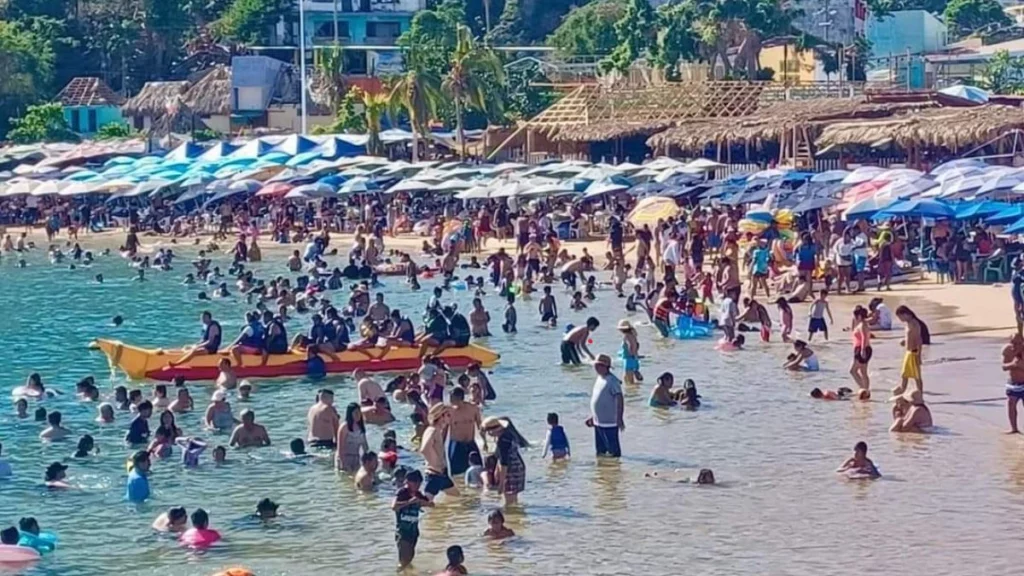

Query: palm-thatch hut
[[122, 81, 191, 132], [183, 65, 231, 133]]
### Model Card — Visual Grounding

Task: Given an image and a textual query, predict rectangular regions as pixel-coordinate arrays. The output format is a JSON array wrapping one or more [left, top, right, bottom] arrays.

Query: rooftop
[[56, 77, 124, 107]]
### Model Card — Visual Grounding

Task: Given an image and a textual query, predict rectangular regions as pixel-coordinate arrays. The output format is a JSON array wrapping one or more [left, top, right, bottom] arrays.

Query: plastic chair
[[982, 256, 1007, 283]]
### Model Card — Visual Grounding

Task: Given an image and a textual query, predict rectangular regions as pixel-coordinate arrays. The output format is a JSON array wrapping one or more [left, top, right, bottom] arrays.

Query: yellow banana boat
[[90, 338, 500, 382]]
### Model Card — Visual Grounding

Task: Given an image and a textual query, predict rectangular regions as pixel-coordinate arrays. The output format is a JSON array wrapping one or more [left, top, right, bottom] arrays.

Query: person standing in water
[[1003, 333, 1024, 433], [335, 403, 368, 473], [807, 289, 833, 342], [447, 387, 486, 478], [420, 403, 459, 501], [482, 417, 528, 506], [561, 317, 599, 365], [538, 286, 558, 327], [392, 469, 433, 569], [588, 354, 624, 458], [850, 306, 872, 398], [894, 305, 925, 395], [307, 389, 340, 449], [617, 320, 642, 385]]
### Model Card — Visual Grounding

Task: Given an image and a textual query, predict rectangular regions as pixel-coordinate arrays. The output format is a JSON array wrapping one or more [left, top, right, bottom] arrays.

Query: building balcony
[[304, 0, 425, 14]]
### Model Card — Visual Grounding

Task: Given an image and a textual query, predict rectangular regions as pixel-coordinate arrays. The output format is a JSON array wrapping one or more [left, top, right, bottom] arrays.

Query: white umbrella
[[456, 185, 494, 200], [388, 179, 431, 194], [338, 177, 372, 194], [873, 168, 923, 182], [932, 166, 982, 183], [977, 170, 1024, 195], [810, 169, 851, 183], [937, 85, 990, 104], [285, 182, 335, 198], [29, 180, 70, 196], [841, 166, 887, 184], [681, 158, 725, 173], [213, 165, 243, 179], [58, 181, 102, 196], [521, 182, 576, 197], [125, 179, 173, 197], [643, 157, 685, 171], [4, 178, 40, 195], [339, 167, 371, 177], [483, 162, 527, 174], [582, 180, 629, 198], [490, 181, 531, 198], [30, 165, 60, 176], [921, 175, 985, 198], [89, 178, 137, 193], [429, 179, 472, 192], [930, 158, 988, 175], [228, 179, 262, 193], [575, 166, 621, 181], [875, 177, 935, 199], [266, 168, 299, 183]]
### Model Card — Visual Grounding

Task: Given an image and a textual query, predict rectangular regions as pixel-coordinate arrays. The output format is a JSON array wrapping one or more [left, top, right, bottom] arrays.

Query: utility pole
[[299, 0, 308, 135]]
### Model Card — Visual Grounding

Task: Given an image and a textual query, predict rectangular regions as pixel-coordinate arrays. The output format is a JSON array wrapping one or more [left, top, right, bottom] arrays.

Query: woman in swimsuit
[[648, 372, 677, 407], [850, 306, 872, 396], [783, 340, 819, 372]]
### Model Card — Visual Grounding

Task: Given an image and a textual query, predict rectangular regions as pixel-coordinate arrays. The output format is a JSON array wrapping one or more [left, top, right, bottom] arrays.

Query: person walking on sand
[[1002, 333, 1024, 433], [587, 354, 624, 458]]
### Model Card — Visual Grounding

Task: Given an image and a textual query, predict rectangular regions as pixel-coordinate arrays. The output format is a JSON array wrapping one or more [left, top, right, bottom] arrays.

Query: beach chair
[[982, 255, 1008, 283]]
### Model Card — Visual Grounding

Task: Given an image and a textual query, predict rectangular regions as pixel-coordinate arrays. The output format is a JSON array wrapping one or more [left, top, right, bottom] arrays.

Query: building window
[[87, 109, 97, 132], [70, 109, 81, 132], [343, 50, 368, 75], [315, 21, 350, 40], [367, 21, 402, 40]]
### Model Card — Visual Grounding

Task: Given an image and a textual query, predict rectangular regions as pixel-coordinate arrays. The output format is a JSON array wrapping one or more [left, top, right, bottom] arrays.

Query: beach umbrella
[[521, 182, 576, 198], [2, 178, 39, 196], [1004, 217, 1024, 235], [932, 166, 982, 183], [429, 179, 472, 193], [873, 168, 923, 182], [485, 162, 528, 174], [490, 180, 531, 198], [937, 85, 990, 104], [64, 169, 101, 182], [456, 185, 494, 200], [974, 171, 1024, 197], [844, 195, 898, 219], [582, 180, 629, 199], [837, 180, 888, 210], [228, 179, 262, 194], [955, 200, 1009, 220], [926, 174, 986, 198], [286, 182, 336, 199], [100, 164, 136, 177], [339, 177, 374, 195], [792, 195, 840, 212], [179, 173, 217, 188], [266, 168, 299, 183], [681, 158, 725, 173], [272, 134, 320, 156], [164, 142, 205, 161], [90, 178, 137, 193], [610, 162, 644, 174], [229, 139, 275, 159], [574, 165, 621, 181], [29, 180, 70, 196], [125, 179, 173, 197], [627, 196, 681, 227], [232, 164, 286, 182], [256, 182, 294, 198], [628, 182, 666, 197], [877, 198, 955, 219], [841, 166, 887, 184], [810, 169, 850, 183], [315, 136, 364, 160], [749, 167, 793, 180], [387, 179, 431, 194], [873, 177, 934, 199], [643, 157, 684, 171], [284, 151, 323, 167], [57, 181, 103, 196], [102, 156, 139, 168], [198, 143, 238, 161], [985, 205, 1024, 225]]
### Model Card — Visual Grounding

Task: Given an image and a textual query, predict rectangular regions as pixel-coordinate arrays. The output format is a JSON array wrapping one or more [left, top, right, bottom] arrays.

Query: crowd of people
[[6, 186, 1021, 575]]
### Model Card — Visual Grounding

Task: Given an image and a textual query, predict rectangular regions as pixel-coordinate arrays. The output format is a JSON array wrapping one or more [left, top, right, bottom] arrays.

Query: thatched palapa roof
[[183, 65, 231, 116], [56, 77, 124, 107], [815, 105, 1024, 150], [646, 98, 935, 152], [551, 121, 675, 142], [122, 81, 191, 117]]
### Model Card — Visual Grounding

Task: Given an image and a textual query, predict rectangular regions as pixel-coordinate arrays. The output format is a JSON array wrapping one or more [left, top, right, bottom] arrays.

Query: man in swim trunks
[[1002, 333, 1024, 433], [738, 297, 773, 342], [561, 317, 599, 365], [894, 305, 924, 395], [307, 389, 340, 449], [538, 286, 558, 327], [447, 387, 487, 477], [229, 409, 271, 448], [168, 311, 222, 367], [420, 403, 458, 501]]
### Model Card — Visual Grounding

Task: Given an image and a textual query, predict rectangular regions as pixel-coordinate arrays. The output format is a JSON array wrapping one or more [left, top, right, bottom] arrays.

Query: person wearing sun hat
[[205, 389, 237, 432], [617, 319, 642, 385], [481, 416, 529, 506], [587, 353, 624, 457], [419, 403, 458, 500], [889, 388, 933, 433]]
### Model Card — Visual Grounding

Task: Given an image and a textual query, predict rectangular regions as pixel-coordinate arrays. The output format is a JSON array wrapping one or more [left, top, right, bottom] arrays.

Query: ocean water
[[2, 246, 1024, 576]]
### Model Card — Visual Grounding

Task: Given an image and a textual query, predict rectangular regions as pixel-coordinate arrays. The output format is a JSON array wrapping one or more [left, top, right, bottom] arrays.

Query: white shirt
[[875, 304, 893, 330], [662, 240, 682, 266], [590, 372, 623, 428]]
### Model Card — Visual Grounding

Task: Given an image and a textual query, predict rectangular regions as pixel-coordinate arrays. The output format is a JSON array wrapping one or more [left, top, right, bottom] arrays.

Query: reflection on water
[[2, 250, 1024, 575]]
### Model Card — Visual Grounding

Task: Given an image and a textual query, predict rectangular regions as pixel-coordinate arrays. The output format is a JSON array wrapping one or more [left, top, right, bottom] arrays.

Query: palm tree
[[442, 25, 505, 158], [363, 91, 390, 156], [387, 68, 442, 162]]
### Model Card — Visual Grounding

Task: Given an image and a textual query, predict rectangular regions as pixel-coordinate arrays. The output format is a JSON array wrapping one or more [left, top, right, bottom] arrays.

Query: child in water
[[810, 387, 854, 400], [502, 293, 517, 334], [775, 298, 793, 343], [541, 412, 570, 460], [570, 291, 587, 311], [465, 451, 484, 487], [584, 276, 597, 301], [483, 509, 515, 539], [836, 441, 880, 479]]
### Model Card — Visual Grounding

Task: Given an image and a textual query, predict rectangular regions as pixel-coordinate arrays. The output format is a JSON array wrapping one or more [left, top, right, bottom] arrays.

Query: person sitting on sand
[[783, 340, 819, 372], [889, 389, 933, 433], [836, 441, 880, 478]]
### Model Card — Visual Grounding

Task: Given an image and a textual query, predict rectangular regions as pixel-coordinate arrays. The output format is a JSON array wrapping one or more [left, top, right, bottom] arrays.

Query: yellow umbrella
[[627, 196, 680, 227]]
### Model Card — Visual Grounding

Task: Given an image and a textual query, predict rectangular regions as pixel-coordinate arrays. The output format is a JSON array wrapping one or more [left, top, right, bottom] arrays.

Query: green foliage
[[388, 69, 443, 161], [0, 19, 56, 139], [213, 0, 291, 44], [397, 0, 465, 76], [601, 0, 659, 74], [363, 90, 390, 156], [547, 0, 626, 58], [192, 128, 221, 142], [314, 87, 367, 135], [499, 62, 558, 124], [96, 121, 133, 140], [943, 0, 1011, 39], [6, 102, 79, 144], [443, 24, 506, 156], [653, 1, 702, 80], [979, 49, 1024, 94]]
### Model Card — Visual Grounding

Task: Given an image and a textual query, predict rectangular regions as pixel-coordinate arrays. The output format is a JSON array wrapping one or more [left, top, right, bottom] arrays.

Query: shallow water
[[2, 246, 1024, 576]]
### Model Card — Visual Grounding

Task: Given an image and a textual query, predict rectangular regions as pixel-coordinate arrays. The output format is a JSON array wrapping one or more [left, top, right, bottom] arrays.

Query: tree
[[653, 1, 702, 80], [310, 46, 346, 112], [601, 0, 659, 74], [443, 24, 505, 157], [979, 49, 1024, 94], [6, 102, 78, 143], [214, 0, 291, 44], [388, 68, 443, 162], [96, 121, 133, 140], [499, 61, 558, 124], [0, 20, 55, 139], [547, 0, 626, 58], [313, 87, 366, 135], [363, 90, 390, 156], [397, 0, 465, 77], [944, 0, 1011, 39]]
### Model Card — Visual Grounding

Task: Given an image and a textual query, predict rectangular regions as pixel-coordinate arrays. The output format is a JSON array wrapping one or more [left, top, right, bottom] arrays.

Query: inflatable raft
[[90, 339, 500, 382]]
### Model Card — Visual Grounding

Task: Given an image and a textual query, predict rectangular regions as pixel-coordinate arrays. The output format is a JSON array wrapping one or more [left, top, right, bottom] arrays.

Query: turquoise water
[[2, 245, 1024, 576]]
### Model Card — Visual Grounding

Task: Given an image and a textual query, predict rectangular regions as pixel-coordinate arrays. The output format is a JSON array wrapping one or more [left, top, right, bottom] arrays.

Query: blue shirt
[[125, 469, 150, 503], [752, 248, 770, 275]]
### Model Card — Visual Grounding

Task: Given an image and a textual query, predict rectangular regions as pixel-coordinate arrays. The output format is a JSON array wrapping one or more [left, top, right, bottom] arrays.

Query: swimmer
[[644, 468, 716, 484], [40, 411, 71, 441], [439, 545, 468, 576], [15, 398, 29, 418], [228, 409, 271, 448], [783, 340, 819, 371], [649, 372, 677, 407], [152, 384, 170, 409], [674, 379, 701, 409], [362, 397, 396, 425], [284, 438, 316, 461], [810, 387, 854, 400], [254, 498, 279, 521], [180, 508, 220, 548], [44, 461, 71, 489], [355, 451, 380, 491], [169, 387, 194, 413], [95, 274, 104, 283], [836, 441, 880, 479], [153, 507, 189, 533], [483, 509, 515, 539], [237, 381, 252, 401], [72, 434, 97, 458], [212, 445, 227, 465], [538, 286, 558, 327]]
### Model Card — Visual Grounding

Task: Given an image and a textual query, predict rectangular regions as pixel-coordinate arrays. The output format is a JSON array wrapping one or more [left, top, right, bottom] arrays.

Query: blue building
[[56, 77, 126, 136], [302, 0, 422, 75], [865, 10, 947, 89]]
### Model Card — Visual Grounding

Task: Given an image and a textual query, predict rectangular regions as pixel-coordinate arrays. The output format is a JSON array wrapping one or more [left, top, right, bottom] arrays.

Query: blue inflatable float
[[673, 316, 713, 339]]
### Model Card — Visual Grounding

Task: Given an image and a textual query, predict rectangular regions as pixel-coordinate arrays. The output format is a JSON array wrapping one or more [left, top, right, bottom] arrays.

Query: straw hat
[[888, 388, 924, 405], [427, 403, 449, 425], [481, 416, 506, 432], [616, 319, 634, 332], [593, 353, 613, 368]]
